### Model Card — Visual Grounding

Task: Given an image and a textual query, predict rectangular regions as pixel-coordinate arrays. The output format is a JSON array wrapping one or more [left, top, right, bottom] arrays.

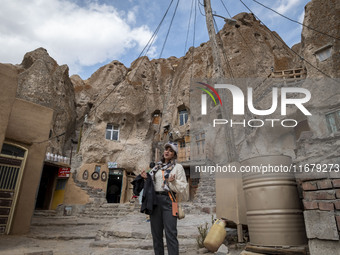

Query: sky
[[0, 0, 310, 79]]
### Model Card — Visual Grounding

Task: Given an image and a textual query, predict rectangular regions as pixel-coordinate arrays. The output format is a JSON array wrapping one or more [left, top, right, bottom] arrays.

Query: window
[[95, 165, 101, 173], [106, 124, 119, 141], [152, 110, 162, 124], [315, 44, 332, 62], [180, 141, 186, 148], [179, 110, 188, 126], [326, 110, 340, 133]]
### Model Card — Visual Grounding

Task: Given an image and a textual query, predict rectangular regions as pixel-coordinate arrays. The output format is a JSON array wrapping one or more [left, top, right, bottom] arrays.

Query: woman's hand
[[141, 170, 147, 179], [169, 174, 176, 182]]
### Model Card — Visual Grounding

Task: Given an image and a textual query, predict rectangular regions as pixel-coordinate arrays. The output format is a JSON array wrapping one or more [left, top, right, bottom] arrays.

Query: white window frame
[[315, 44, 332, 62], [326, 109, 340, 133], [106, 124, 119, 141], [179, 110, 188, 126]]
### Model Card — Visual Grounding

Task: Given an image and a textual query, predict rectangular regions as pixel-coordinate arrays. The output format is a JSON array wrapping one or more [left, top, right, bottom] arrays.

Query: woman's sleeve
[[168, 164, 188, 194]]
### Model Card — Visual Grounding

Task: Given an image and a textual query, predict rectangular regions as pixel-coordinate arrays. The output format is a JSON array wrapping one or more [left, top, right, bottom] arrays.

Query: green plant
[[196, 222, 209, 248], [211, 215, 215, 225]]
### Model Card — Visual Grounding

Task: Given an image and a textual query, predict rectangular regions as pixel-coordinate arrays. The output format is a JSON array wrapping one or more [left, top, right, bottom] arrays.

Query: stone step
[[28, 224, 105, 240], [83, 206, 136, 212], [90, 237, 198, 251], [33, 210, 57, 217]]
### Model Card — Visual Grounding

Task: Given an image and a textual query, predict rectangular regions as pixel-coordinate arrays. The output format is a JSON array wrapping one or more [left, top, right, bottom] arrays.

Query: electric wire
[[198, 0, 206, 17], [212, 16, 235, 81], [113, 1, 180, 161], [220, 0, 232, 18], [184, 0, 195, 55], [137, 0, 175, 60], [251, 0, 340, 41], [190, 0, 198, 80], [33, 0, 175, 144], [220, 0, 272, 77], [84, 0, 175, 120], [159, 0, 180, 58], [239, 0, 339, 82]]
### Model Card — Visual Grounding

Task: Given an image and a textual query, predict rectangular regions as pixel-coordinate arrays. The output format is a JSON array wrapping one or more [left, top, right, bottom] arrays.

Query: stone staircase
[[27, 207, 219, 255], [89, 213, 215, 255], [79, 201, 140, 218]]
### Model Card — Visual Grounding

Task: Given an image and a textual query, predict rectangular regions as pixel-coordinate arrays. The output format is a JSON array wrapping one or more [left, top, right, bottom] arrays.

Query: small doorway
[[106, 169, 123, 203], [35, 164, 58, 210], [184, 167, 199, 201]]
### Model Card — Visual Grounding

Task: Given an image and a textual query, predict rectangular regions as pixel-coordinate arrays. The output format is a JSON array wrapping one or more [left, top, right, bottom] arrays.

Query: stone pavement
[[0, 209, 245, 255]]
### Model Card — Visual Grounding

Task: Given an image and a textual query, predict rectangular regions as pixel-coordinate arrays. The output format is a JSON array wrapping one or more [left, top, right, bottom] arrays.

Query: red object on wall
[[58, 167, 70, 178]]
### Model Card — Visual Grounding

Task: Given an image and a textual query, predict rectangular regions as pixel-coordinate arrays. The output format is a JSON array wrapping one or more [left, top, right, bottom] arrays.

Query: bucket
[[241, 155, 307, 246], [203, 219, 227, 252]]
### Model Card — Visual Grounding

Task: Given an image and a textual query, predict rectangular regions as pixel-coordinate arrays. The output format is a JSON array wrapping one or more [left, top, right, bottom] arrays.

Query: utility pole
[[203, 0, 225, 78], [203, 0, 238, 162]]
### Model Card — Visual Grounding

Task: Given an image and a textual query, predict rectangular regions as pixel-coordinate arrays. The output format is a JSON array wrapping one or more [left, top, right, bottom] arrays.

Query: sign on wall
[[58, 167, 70, 178], [108, 162, 117, 168]]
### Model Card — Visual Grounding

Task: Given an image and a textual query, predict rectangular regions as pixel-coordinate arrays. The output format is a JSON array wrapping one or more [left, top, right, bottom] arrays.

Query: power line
[[112, 1, 180, 162], [159, 0, 180, 58], [184, 0, 195, 55], [190, 0, 198, 80], [239, 0, 339, 82], [33, 1, 175, 144], [251, 0, 340, 41], [34, 132, 66, 144], [220, 0, 272, 77], [212, 16, 235, 80], [220, 0, 232, 18], [198, 0, 206, 17], [138, 0, 175, 59]]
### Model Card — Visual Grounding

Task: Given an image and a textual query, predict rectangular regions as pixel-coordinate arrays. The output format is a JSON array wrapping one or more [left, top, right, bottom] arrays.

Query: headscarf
[[149, 160, 176, 191]]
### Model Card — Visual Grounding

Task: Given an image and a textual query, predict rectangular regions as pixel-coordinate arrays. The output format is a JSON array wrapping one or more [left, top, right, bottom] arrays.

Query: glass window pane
[[106, 124, 113, 130], [1, 143, 26, 157], [316, 48, 332, 61], [179, 115, 183, 126], [95, 165, 101, 173], [112, 131, 118, 141], [326, 113, 337, 133], [106, 130, 112, 140], [184, 113, 188, 124]]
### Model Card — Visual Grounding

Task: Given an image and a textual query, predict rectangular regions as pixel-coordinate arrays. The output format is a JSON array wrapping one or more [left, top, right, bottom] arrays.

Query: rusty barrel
[[241, 155, 307, 246]]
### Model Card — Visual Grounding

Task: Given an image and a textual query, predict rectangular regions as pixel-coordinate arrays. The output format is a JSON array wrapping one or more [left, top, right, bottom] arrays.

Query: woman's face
[[163, 146, 175, 162]]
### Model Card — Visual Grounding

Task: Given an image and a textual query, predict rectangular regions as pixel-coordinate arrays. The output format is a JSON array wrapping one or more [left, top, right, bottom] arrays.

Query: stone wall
[[296, 0, 340, 253], [300, 177, 340, 254]]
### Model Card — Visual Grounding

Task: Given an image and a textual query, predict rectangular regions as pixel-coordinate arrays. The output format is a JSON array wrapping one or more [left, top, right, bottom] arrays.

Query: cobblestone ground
[[0, 212, 245, 255]]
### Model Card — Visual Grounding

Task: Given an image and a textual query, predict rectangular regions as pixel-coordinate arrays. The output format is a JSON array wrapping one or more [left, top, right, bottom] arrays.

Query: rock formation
[[301, 0, 340, 78], [75, 12, 302, 173], [16, 48, 77, 156]]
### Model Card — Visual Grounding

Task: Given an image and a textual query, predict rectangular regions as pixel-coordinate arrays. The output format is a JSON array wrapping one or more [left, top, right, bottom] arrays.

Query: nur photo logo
[[195, 81, 312, 128]]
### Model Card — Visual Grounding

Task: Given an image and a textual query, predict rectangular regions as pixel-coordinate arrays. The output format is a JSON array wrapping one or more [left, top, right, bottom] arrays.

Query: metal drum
[[241, 155, 307, 246]]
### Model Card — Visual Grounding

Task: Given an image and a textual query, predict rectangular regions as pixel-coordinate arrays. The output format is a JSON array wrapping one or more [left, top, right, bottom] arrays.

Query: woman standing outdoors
[[141, 142, 188, 255]]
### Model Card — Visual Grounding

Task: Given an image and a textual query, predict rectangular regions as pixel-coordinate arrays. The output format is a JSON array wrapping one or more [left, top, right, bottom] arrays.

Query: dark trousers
[[150, 194, 179, 255]]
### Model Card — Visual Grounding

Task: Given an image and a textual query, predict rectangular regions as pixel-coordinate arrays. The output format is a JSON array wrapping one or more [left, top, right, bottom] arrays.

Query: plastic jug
[[203, 219, 227, 252]]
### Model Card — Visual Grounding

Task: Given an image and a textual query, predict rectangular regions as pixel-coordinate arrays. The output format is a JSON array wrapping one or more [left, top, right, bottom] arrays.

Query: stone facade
[[294, 0, 340, 253]]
